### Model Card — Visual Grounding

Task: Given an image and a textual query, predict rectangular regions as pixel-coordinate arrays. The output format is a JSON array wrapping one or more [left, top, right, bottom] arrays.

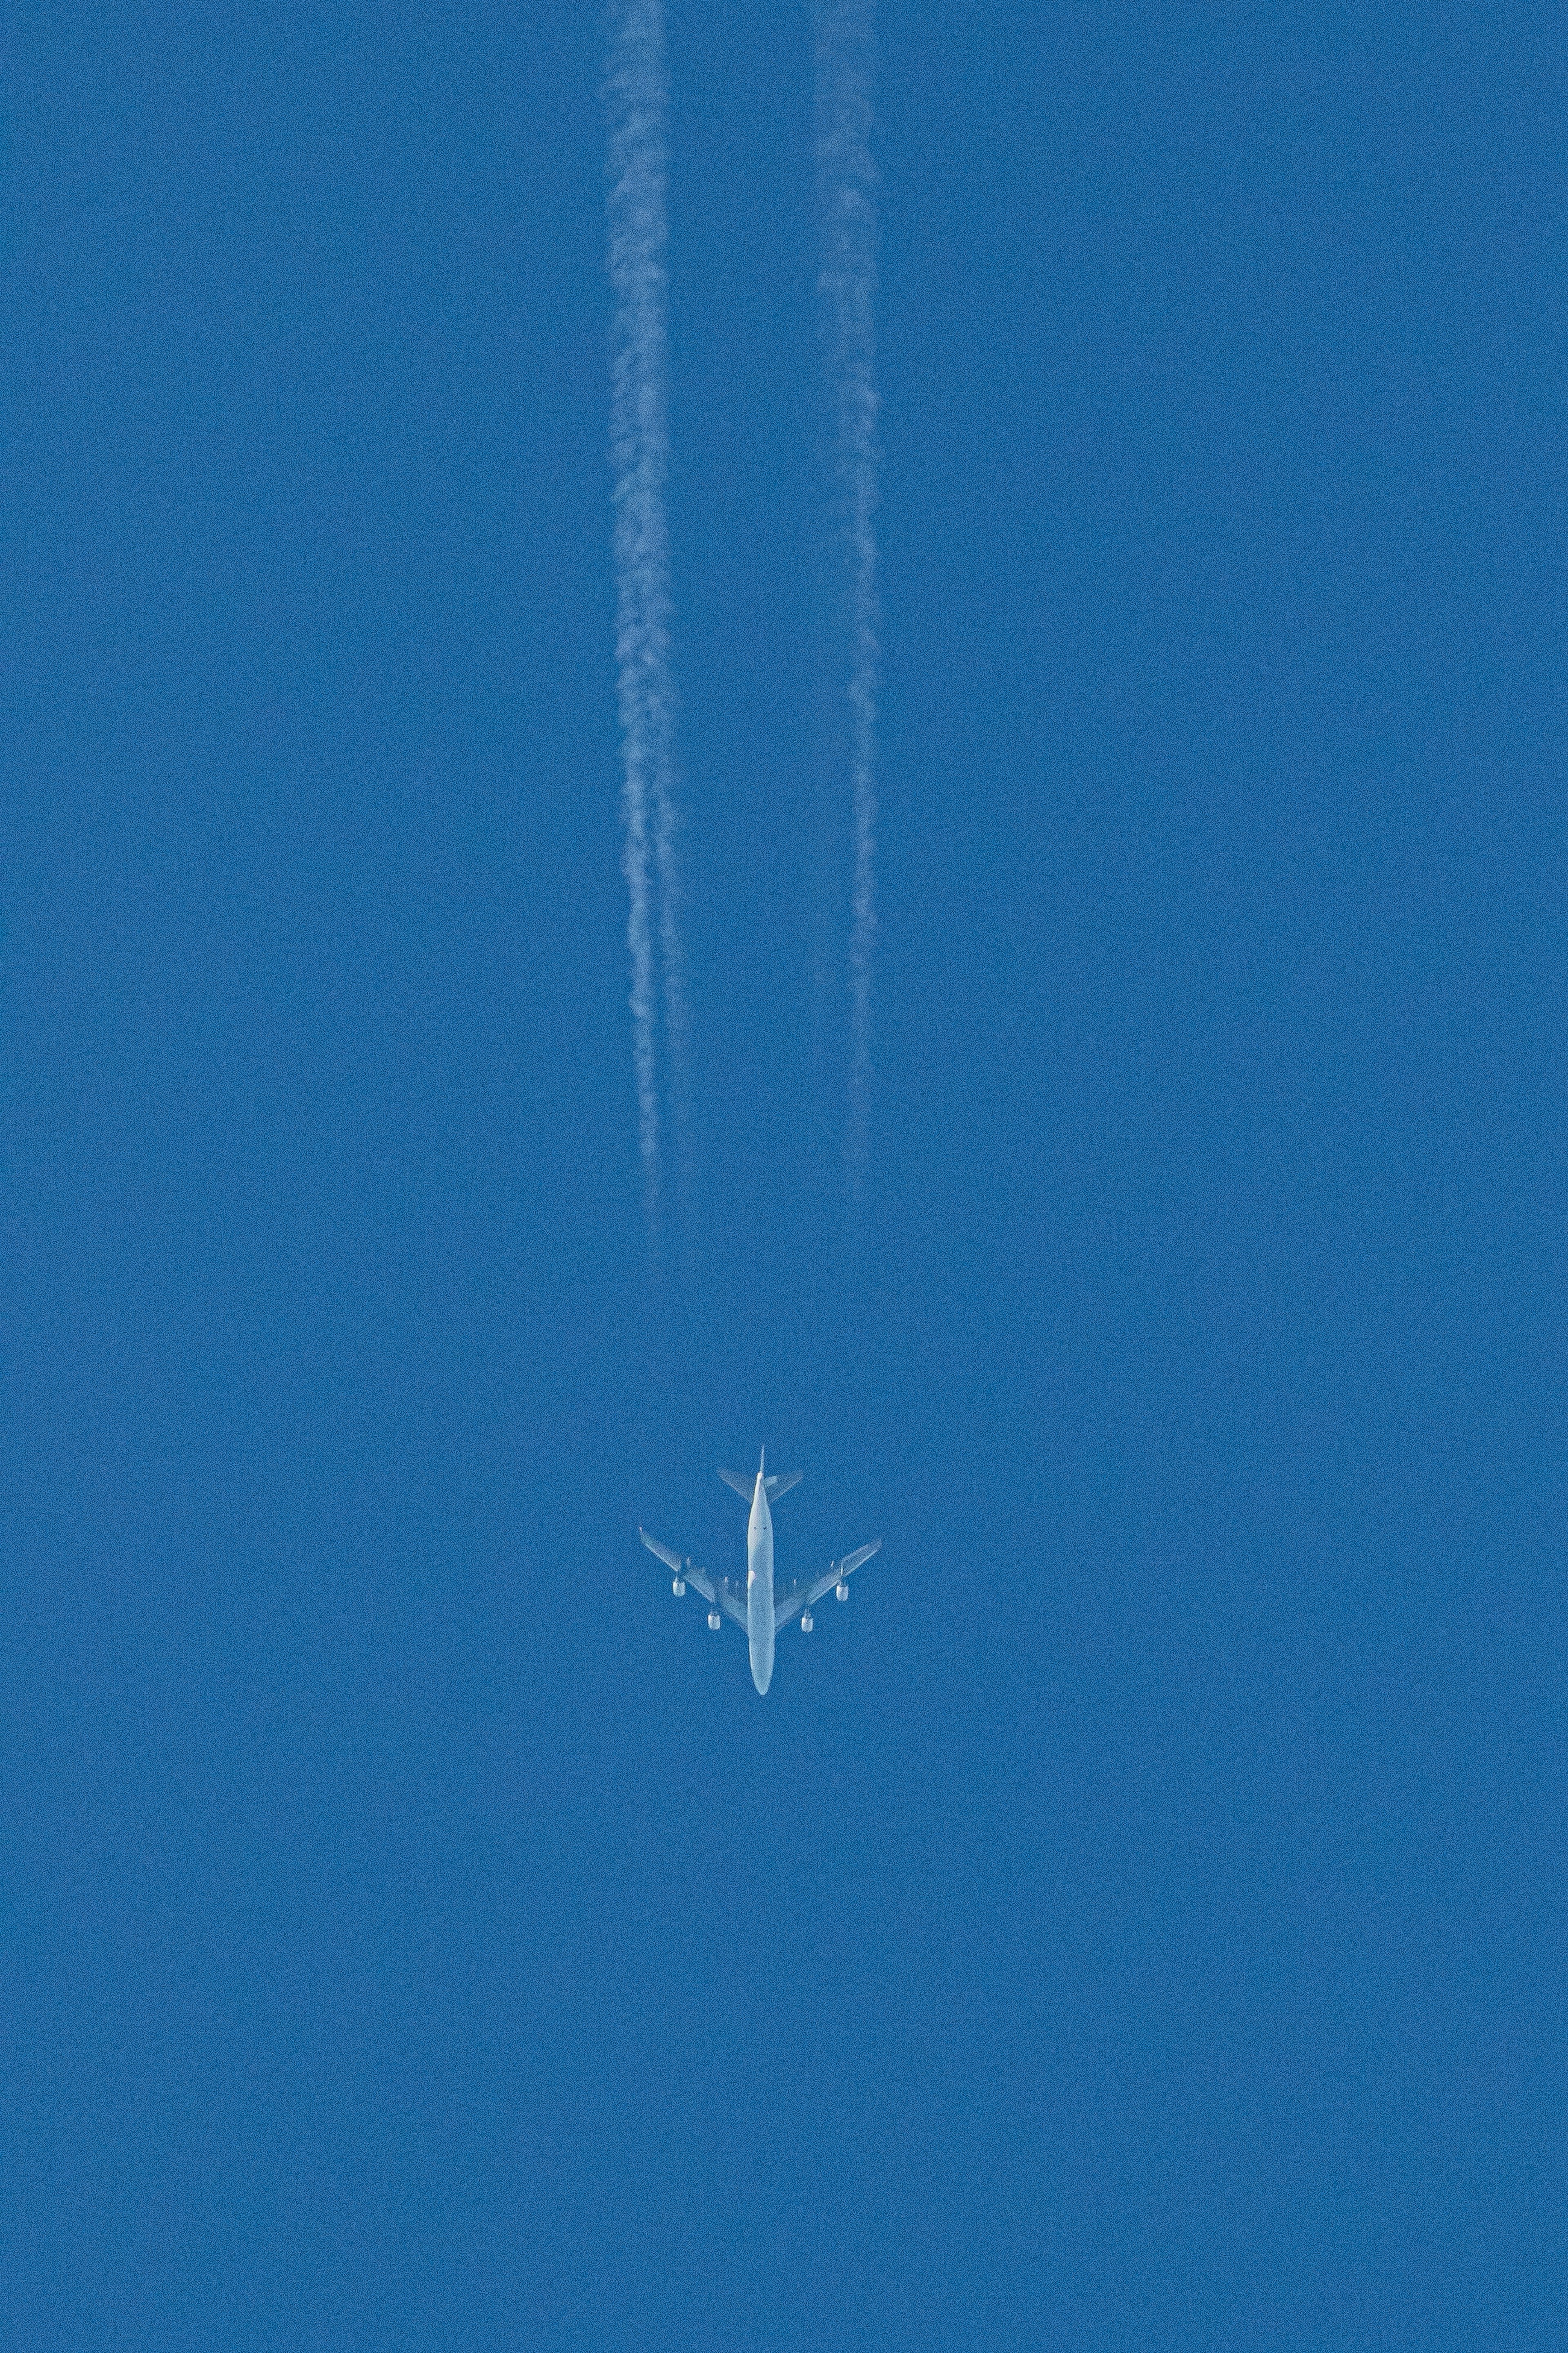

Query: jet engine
[[800, 1611, 813, 1633], [835, 1582, 849, 1602], [672, 1576, 685, 1597], [707, 1609, 722, 1631]]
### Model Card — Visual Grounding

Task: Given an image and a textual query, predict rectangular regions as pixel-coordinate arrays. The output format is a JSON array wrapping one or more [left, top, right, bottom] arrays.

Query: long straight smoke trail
[[815, 0, 881, 1195], [607, 0, 689, 1243]]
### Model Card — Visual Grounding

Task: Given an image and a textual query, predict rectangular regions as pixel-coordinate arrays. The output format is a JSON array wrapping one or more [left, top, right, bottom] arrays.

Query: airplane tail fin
[[718, 1468, 802, 1503]]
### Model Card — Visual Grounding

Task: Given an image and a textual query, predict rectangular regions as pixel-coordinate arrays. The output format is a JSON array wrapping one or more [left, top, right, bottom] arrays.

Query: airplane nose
[[751, 1648, 772, 1695]]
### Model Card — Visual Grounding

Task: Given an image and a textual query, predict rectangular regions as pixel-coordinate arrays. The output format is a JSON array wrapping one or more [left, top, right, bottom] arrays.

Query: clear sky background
[[5, 5, 1564, 2347]]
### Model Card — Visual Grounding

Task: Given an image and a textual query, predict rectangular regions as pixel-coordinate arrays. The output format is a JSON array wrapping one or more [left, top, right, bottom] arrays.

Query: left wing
[[774, 1539, 882, 1633], [639, 1528, 748, 1630]]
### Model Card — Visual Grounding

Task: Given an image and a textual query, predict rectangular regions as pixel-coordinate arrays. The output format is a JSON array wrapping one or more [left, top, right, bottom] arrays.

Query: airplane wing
[[774, 1539, 881, 1633], [639, 1528, 748, 1630]]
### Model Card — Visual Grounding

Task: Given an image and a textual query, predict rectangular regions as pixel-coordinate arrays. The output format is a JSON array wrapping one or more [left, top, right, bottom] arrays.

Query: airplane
[[639, 1449, 882, 1695]]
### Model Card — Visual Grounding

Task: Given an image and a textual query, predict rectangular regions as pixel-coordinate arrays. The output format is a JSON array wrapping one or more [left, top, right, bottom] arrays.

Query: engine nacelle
[[672, 1576, 686, 1597], [835, 1582, 849, 1603], [707, 1609, 722, 1631], [800, 1611, 813, 1633]]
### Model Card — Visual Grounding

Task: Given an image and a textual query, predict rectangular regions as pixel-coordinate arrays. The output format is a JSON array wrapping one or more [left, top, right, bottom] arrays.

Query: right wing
[[773, 1539, 882, 1633], [639, 1528, 748, 1630]]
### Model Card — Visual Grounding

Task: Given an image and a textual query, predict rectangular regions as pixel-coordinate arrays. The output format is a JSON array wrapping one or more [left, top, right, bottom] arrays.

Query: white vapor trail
[[815, 0, 881, 1193], [607, 0, 689, 1243]]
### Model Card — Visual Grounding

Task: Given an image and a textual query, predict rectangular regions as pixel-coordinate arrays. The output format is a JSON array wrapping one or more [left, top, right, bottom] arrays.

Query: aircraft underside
[[638, 1452, 882, 1695]]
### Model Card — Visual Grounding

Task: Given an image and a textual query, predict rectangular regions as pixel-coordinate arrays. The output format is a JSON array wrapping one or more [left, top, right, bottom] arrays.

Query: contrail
[[815, 0, 881, 1195], [607, 0, 690, 1245]]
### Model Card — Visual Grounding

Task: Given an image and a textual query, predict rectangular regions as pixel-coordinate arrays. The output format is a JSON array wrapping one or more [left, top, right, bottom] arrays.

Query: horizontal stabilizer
[[719, 1467, 802, 1503]]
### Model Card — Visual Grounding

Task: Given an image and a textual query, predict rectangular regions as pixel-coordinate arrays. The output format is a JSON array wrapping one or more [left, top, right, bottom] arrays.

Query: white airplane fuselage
[[747, 1472, 775, 1695]]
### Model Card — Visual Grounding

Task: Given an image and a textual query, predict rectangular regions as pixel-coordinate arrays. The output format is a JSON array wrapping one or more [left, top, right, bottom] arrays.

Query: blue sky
[[4, 5, 1564, 2347]]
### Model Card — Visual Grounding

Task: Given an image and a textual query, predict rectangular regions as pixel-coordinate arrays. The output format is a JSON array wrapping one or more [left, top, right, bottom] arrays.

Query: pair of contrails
[[640, 1452, 882, 1694], [608, 0, 882, 1242]]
